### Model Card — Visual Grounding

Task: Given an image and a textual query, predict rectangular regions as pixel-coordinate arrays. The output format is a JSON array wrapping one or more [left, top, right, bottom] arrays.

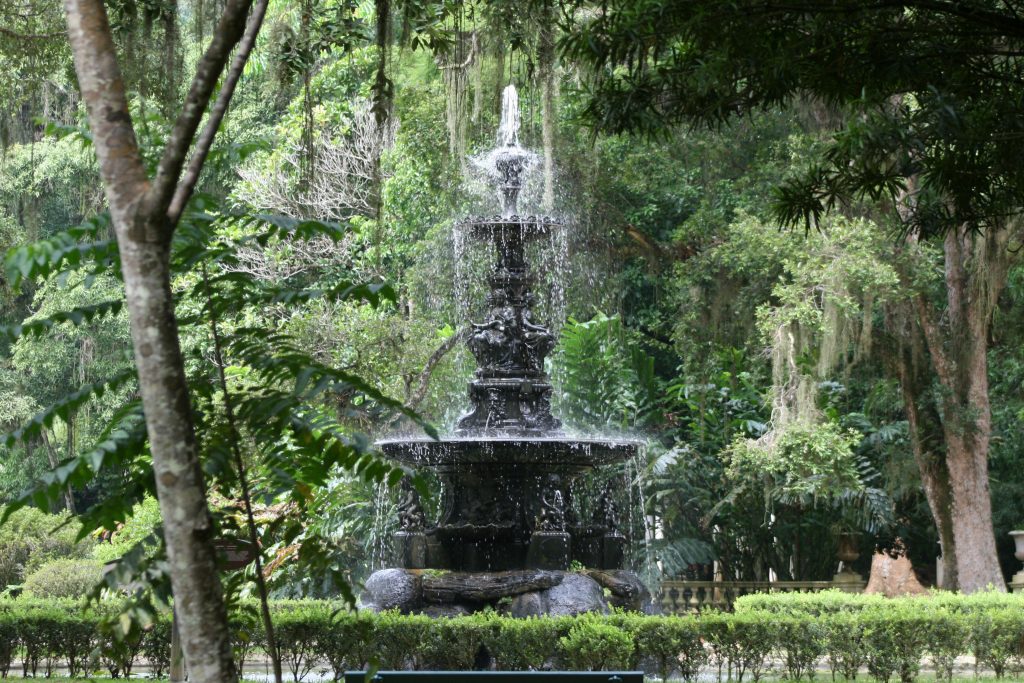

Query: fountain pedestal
[[364, 84, 648, 616]]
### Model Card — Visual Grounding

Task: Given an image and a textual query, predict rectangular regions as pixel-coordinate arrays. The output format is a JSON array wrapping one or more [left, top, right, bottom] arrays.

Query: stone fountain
[[361, 86, 650, 617]]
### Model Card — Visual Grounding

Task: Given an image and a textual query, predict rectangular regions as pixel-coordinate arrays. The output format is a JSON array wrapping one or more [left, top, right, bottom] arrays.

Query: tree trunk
[[889, 303, 958, 588], [121, 237, 238, 680], [538, 9, 556, 211], [915, 226, 1011, 592], [62, 0, 261, 678]]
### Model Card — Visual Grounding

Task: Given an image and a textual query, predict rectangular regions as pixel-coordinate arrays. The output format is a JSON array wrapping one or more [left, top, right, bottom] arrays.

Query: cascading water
[[362, 85, 651, 618]]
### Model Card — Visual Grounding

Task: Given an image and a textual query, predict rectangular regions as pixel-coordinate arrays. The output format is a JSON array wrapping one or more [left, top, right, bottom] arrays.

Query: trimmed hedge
[[0, 591, 1021, 681]]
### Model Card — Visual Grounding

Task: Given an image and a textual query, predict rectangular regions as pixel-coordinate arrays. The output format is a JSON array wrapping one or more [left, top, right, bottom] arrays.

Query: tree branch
[[147, 0, 254, 230], [167, 0, 269, 224], [63, 0, 149, 229], [406, 327, 469, 410], [0, 26, 64, 40]]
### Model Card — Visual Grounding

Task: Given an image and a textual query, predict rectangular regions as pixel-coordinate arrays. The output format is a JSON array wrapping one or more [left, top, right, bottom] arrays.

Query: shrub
[[417, 614, 488, 670], [0, 508, 94, 590], [970, 608, 1024, 679], [141, 615, 173, 679], [559, 618, 633, 671], [22, 558, 104, 598], [484, 614, 568, 671], [321, 609, 376, 680], [775, 615, 826, 682], [861, 606, 928, 683], [273, 600, 328, 682], [702, 611, 775, 682], [824, 612, 868, 680], [921, 608, 968, 683], [631, 615, 707, 682], [0, 591, 1018, 680]]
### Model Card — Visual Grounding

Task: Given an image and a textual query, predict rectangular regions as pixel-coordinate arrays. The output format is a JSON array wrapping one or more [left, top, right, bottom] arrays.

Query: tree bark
[[39, 430, 76, 514], [62, 0, 263, 679], [538, 7, 557, 211], [888, 302, 958, 588], [913, 226, 1011, 592]]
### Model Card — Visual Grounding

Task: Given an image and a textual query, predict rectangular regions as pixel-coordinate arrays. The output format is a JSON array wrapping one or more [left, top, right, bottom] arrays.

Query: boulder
[[360, 568, 422, 613], [508, 590, 547, 618], [586, 569, 654, 613], [419, 603, 473, 618], [542, 572, 609, 616]]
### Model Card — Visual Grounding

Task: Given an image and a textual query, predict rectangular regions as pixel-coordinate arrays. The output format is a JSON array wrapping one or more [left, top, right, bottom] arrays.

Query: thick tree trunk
[[890, 307, 958, 588], [915, 227, 1010, 593]]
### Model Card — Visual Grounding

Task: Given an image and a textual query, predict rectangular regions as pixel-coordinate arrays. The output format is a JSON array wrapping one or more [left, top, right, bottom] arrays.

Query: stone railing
[[658, 578, 865, 614]]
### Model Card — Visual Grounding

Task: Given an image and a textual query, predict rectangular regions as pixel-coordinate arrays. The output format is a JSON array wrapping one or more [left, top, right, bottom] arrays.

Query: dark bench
[[345, 673, 643, 683]]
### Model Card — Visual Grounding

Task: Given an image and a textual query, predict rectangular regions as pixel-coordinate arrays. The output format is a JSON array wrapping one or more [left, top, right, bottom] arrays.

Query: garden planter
[[1011, 530, 1024, 593]]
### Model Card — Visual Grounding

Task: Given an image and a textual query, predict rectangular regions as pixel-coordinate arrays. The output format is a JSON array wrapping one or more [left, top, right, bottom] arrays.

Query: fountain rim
[[375, 434, 643, 471]]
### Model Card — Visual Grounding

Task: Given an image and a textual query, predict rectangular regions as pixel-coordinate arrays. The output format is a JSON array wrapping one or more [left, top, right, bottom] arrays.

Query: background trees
[[0, 5, 1022, 664], [559, 0, 1024, 593]]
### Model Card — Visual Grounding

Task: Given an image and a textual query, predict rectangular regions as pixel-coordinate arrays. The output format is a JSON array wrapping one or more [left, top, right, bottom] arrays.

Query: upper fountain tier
[[448, 85, 565, 437]]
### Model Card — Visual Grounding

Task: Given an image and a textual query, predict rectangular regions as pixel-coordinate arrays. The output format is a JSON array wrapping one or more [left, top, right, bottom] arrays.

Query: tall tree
[[559, 0, 1024, 591], [62, 0, 268, 679]]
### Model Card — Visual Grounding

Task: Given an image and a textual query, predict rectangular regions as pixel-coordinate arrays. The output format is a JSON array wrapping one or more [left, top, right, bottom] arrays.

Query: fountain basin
[[377, 436, 638, 472]]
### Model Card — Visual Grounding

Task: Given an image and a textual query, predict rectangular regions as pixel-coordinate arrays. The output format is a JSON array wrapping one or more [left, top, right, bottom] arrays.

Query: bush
[[824, 612, 868, 681], [559, 617, 634, 671], [631, 615, 707, 682], [775, 615, 826, 682], [970, 608, 1024, 679], [484, 614, 568, 671], [920, 608, 968, 683], [861, 607, 929, 683], [0, 508, 94, 591], [702, 611, 775, 682], [0, 591, 1017, 680], [22, 558, 104, 598]]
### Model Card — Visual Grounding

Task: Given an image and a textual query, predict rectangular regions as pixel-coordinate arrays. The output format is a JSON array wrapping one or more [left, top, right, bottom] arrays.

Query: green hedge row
[[0, 592, 1022, 682]]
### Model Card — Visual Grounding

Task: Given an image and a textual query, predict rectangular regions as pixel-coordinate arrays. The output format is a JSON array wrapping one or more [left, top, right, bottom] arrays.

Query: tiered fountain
[[361, 86, 649, 617]]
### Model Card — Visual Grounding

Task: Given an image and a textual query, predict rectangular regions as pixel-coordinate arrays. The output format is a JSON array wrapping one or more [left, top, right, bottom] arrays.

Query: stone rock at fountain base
[[508, 590, 548, 617], [586, 569, 655, 613], [361, 568, 619, 618], [419, 603, 472, 618], [507, 572, 609, 617], [422, 569, 563, 603], [544, 573, 610, 616], [360, 568, 422, 613]]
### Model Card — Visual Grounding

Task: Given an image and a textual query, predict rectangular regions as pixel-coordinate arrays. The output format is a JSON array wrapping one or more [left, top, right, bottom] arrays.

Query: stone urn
[[833, 531, 864, 591], [837, 532, 861, 564], [1011, 530, 1024, 593], [1011, 530, 1024, 562]]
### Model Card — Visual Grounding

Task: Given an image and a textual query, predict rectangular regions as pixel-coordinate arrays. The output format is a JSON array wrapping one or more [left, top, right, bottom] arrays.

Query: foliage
[[0, 508, 93, 591], [725, 421, 864, 502], [559, 617, 634, 671], [0, 594, 1016, 678], [22, 558, 104, 599], [550, 312, 661, 431]]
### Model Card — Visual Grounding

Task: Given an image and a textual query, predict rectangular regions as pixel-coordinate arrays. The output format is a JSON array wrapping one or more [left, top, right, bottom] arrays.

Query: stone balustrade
[[657, 578, 866, 614]]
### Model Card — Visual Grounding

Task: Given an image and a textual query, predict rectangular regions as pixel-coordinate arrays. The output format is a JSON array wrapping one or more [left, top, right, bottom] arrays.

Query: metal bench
[[345, 673, 644, 683]]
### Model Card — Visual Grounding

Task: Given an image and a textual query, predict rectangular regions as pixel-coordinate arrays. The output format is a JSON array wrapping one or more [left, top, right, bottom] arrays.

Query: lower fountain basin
[[377, 436, 639, 473]]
